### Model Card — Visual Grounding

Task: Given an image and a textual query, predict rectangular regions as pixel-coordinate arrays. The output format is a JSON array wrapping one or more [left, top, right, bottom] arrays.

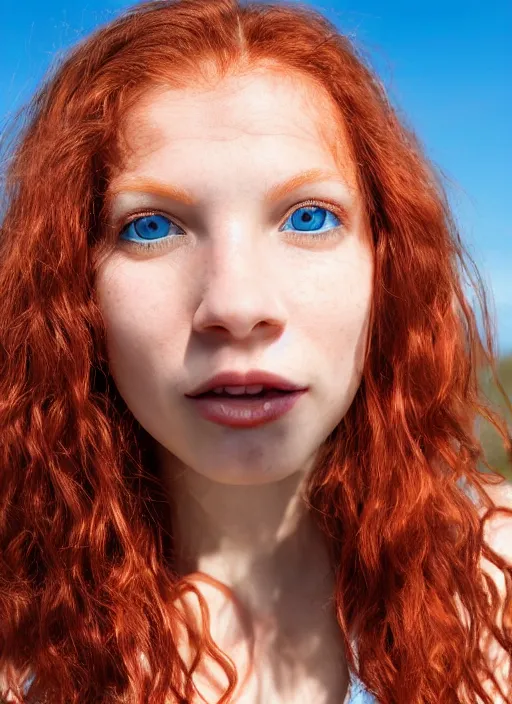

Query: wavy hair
[[0, 1, 511, 702]]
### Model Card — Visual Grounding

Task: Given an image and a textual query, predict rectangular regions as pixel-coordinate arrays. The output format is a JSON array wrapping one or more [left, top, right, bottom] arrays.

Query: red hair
[[1, 1, 511, 702]]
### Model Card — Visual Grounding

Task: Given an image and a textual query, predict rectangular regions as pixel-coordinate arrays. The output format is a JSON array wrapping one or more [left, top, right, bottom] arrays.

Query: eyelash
[[116, 199, 346, 253]]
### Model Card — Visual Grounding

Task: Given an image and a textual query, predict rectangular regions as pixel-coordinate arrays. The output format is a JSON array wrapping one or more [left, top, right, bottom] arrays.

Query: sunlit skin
[[95, 70, 374, 702]]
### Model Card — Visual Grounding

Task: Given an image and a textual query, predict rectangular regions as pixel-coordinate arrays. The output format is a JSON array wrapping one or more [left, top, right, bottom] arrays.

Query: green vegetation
[[478, 353, 512, 482]]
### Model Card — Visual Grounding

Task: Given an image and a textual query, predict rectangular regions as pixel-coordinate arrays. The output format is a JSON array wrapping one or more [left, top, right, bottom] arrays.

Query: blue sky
[[1, 0, 510, 355]]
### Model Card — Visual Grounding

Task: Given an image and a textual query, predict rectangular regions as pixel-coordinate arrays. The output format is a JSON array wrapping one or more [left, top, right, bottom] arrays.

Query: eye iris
[[291, 206, 326, 231], [133, 214, 171, 240]]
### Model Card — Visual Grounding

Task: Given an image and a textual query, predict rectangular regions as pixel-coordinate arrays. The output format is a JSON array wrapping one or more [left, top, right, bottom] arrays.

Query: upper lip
[[185, 370, 307, 397]]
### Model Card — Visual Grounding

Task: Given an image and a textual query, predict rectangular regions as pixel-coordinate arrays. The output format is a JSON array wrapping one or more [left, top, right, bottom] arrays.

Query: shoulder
[[477, 480, 512, 703], [479, 480, 512, 581]]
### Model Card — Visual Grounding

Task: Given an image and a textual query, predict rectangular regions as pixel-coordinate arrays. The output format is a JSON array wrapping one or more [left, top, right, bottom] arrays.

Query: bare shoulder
[[478, 480, 512, 704], [481, 480, 512, 566]]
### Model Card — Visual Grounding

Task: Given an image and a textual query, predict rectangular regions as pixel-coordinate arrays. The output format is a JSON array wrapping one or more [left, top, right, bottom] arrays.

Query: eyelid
[[118, 208, 186, 232], [114, 197, 350, 233], [288, 198, 349, 227]]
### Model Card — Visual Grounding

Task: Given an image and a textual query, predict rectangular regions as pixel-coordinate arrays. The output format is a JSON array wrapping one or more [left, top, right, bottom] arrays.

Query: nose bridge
[[192, 219, 286, 339], [209, 218, 259, 280]]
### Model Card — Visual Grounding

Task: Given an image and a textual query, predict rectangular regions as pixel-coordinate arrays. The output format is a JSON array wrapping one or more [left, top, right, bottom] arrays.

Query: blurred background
[[1, 0, 510, 479]]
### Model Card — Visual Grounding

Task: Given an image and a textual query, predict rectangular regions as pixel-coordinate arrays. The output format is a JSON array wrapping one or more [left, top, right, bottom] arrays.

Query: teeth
[[245, 384, 265, 394], [212, 385, 264, 395]]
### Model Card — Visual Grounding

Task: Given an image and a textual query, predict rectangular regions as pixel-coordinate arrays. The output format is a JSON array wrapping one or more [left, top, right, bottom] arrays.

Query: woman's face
[[95, 69, 373, 485]]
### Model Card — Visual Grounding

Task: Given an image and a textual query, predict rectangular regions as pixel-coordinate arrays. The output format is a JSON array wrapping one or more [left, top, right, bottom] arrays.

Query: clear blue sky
[[1, 0, 510, 355]]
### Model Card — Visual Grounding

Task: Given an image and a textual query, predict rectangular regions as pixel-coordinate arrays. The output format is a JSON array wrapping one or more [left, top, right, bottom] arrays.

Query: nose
[[191, 236, 287, 341]]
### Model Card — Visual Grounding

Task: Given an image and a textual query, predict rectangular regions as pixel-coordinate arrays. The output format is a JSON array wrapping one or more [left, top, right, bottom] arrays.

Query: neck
[[158, 450, 350, 702], [161, 456, 335, 615]]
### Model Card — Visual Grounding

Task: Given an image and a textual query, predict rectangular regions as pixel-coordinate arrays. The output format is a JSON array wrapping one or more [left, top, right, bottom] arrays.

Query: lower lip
[[185, 390, 307, 428]]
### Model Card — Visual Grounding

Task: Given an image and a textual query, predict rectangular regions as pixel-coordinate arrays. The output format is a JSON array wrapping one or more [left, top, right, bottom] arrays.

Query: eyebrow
[[106, 167, 350, 207]]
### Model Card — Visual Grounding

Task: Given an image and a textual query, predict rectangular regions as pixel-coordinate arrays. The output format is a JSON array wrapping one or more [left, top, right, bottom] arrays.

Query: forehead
[[115, 69, 357, 188]]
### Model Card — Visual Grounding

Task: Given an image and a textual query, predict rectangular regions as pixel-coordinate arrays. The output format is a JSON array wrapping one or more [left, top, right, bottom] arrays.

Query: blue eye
[[120, 214, 181, 242], [118, 203, 342, 252], [281, 205, 341, 233]]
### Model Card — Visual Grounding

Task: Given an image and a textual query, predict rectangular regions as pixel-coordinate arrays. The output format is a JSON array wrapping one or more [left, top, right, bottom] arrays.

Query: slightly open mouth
[[195, 388, 293, 400]]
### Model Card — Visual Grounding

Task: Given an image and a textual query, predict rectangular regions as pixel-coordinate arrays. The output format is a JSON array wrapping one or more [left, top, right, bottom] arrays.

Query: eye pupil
[[130, 214, 173, 240], [290, 205, 331, 232]]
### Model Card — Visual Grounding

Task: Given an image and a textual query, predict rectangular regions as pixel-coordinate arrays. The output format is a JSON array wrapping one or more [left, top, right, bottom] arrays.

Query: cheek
[[293, 246, 373, 354], [297, 248, 372, 416], [95, 262, 185, 380]]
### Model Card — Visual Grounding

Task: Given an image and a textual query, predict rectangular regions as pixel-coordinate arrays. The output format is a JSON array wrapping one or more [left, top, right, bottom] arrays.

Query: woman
[[0, 0, 511, 702]]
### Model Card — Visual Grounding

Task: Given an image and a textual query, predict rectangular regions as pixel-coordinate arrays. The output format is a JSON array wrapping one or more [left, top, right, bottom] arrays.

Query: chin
[[191, 462, 299, 486], [187, 446, 319, 487]]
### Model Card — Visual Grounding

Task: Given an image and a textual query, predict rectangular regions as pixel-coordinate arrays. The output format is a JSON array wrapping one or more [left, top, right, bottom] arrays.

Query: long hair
[[1, 1, 511, 702]]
